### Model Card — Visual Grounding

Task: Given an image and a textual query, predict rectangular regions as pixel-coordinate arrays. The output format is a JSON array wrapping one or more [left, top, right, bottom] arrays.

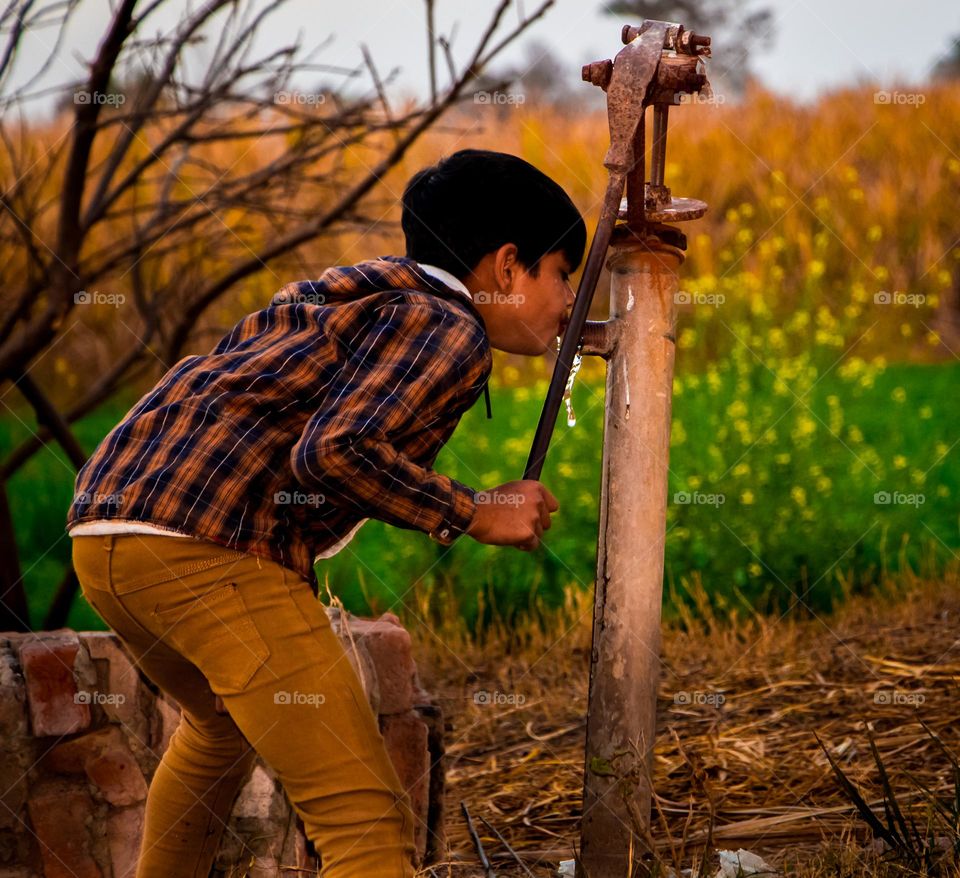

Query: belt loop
[[103, 534, 115, 552]]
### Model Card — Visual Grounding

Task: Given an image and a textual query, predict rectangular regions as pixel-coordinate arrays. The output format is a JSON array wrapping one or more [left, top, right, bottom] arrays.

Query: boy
[[67, 149, 586, 877]]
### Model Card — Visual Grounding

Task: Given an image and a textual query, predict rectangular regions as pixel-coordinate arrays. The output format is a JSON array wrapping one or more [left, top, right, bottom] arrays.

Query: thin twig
[[460, 801, 496, 878], [480, 815, 537, 877]]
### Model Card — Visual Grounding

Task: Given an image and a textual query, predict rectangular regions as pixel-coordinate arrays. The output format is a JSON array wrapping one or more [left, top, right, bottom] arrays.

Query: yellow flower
[[733, 462, 750, 477], [740, 490, 755, 505], [937, 485, 950, 498], [678, 327, 697, 350], [891, 386, 907, 402], [558, 462, 575, 478], [748, 562, 762, 576], [727, 399, 748, 418], [502, 365, 521, 383], [892, 455, 907, 470], [919, 405, 932, 419], [504, 437, 525, 454], [687, 474, 702, 489], [792, 414, 817, 440], [867, 225, 883, 242], [816, 476, 832, 493], [775, 453, 791, 465], [791, 486, 807, 507]]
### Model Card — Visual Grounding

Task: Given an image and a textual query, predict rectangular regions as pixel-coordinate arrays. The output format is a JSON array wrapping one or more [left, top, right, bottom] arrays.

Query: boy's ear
[[493, 242, 519, 292]]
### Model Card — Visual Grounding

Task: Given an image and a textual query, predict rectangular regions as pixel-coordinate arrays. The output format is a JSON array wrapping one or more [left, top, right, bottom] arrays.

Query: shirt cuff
[[427, 478, 478, 546]]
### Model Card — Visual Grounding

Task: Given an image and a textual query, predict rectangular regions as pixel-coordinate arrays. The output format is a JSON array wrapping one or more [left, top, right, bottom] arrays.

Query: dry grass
[[406, 563, 960, 876]]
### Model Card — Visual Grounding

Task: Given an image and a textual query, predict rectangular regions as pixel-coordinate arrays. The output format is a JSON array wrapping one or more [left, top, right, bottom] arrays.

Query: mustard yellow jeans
[[71, 532, 417, 878]]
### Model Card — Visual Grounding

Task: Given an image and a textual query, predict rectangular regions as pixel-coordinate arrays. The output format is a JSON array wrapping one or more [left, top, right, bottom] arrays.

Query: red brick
[[78, 633, 144, 728], [44, 725, 124, 774], [380, 710, 430, 863], [26, 783, 102, 878], [85, 742, 148, 806], [332, 612, 416, 714], [19, 633, 92, 737], [43, 724, 147, 805], [106, 806, 143, 878]]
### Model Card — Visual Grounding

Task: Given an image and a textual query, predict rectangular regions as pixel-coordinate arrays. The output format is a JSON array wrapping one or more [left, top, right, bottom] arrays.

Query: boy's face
[[466, 246, 576, 355]]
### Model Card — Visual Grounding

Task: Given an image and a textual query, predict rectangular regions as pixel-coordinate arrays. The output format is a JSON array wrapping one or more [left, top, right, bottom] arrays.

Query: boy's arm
[[290, 299, 489, 544]]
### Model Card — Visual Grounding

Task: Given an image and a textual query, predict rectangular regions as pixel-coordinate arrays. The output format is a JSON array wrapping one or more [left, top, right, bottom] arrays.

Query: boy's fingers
[[539, 484, 560, 512]]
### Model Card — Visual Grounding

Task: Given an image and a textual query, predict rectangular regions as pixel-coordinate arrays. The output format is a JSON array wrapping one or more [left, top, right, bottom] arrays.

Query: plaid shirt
[[66, 256, 492, 591]]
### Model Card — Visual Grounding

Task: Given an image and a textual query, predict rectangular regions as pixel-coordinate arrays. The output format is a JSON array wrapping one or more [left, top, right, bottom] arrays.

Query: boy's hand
[[465, 480, 559, 551]]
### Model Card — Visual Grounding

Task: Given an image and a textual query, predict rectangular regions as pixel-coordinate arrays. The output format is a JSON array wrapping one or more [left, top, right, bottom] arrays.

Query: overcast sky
[[9, 0, 960, 115]]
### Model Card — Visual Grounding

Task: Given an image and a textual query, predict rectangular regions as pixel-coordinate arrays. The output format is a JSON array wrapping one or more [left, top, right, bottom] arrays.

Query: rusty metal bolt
[[582, 59, 613, 89]]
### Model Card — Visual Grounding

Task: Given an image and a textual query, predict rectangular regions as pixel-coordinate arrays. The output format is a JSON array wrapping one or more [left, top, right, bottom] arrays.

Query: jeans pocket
[[151, 582, 271, 695]]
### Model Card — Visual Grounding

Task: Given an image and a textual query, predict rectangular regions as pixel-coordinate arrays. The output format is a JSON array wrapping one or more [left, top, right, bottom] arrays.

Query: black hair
[[401, 148, 587, 280]]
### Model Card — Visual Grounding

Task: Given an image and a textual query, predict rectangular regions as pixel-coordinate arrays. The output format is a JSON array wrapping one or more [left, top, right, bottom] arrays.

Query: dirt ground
[[409, 568, 960, 877]]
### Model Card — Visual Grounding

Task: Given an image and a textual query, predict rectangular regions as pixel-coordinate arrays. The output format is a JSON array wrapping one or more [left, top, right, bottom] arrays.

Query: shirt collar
[[417, 263, 473, 304]]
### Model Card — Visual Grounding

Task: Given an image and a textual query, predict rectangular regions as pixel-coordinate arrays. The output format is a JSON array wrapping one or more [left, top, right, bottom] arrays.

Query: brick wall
[[0, 609, 445, 877]]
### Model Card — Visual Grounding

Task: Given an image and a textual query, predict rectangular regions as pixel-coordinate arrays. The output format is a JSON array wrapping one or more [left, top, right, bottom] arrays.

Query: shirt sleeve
[[289, 299, 490, 544]]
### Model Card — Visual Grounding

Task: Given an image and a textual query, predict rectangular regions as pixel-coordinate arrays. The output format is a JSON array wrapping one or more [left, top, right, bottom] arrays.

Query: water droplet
[[563, 349, 583, 427]]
